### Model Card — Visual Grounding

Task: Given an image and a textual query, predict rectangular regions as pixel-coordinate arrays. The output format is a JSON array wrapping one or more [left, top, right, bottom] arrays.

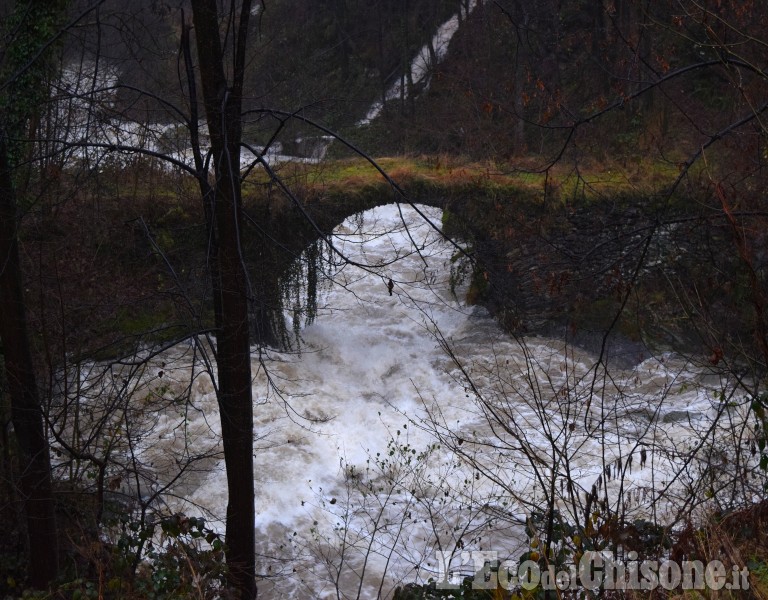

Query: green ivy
[[115, 513, 228, 599], [1, 1, 67, 159], [752, 392, 768, 479]]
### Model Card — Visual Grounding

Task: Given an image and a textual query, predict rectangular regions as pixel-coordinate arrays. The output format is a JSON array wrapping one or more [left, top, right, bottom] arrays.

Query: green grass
[[251, 154, 683, 208]]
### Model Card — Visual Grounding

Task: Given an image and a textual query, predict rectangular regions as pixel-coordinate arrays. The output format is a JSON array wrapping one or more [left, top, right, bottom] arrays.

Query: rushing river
[[38, 3, 763, 594], [58, 203, 761, 599]]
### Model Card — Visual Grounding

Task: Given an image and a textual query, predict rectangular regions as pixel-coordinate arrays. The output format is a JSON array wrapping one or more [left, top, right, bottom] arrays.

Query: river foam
[[56, 203, 760, 599]]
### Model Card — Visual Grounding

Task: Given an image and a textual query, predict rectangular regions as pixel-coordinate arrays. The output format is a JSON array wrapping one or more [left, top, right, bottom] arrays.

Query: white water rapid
[[81, 203, 759, 599], [358, 2, 477, 126]]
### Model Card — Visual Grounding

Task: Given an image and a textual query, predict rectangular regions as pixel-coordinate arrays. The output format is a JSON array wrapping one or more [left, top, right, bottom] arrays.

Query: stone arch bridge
[[240, 182, 456, 347]]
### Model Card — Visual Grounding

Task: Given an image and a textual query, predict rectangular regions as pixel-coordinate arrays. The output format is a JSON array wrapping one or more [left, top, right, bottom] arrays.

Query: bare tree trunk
[[0, 132, 59, 589], [180, 16, 223, 332], [190, 1, 257, 598]]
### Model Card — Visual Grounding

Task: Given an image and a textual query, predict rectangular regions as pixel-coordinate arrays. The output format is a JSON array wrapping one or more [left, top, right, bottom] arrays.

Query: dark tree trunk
[[190, 1, 257, 598], [180, 16, 223, 333], [0, 132, 59, 589], [509, 0, 529, 152]]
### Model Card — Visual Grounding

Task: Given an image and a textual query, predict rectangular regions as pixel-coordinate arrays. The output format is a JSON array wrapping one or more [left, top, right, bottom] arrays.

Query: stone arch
[[241, 185, 451, 348]]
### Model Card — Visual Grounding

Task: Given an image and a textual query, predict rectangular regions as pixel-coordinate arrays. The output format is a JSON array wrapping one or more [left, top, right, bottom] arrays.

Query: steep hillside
[[355, 1, 768, 163], [68, 0, 464, 139], [59, 0, 768, 173]]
